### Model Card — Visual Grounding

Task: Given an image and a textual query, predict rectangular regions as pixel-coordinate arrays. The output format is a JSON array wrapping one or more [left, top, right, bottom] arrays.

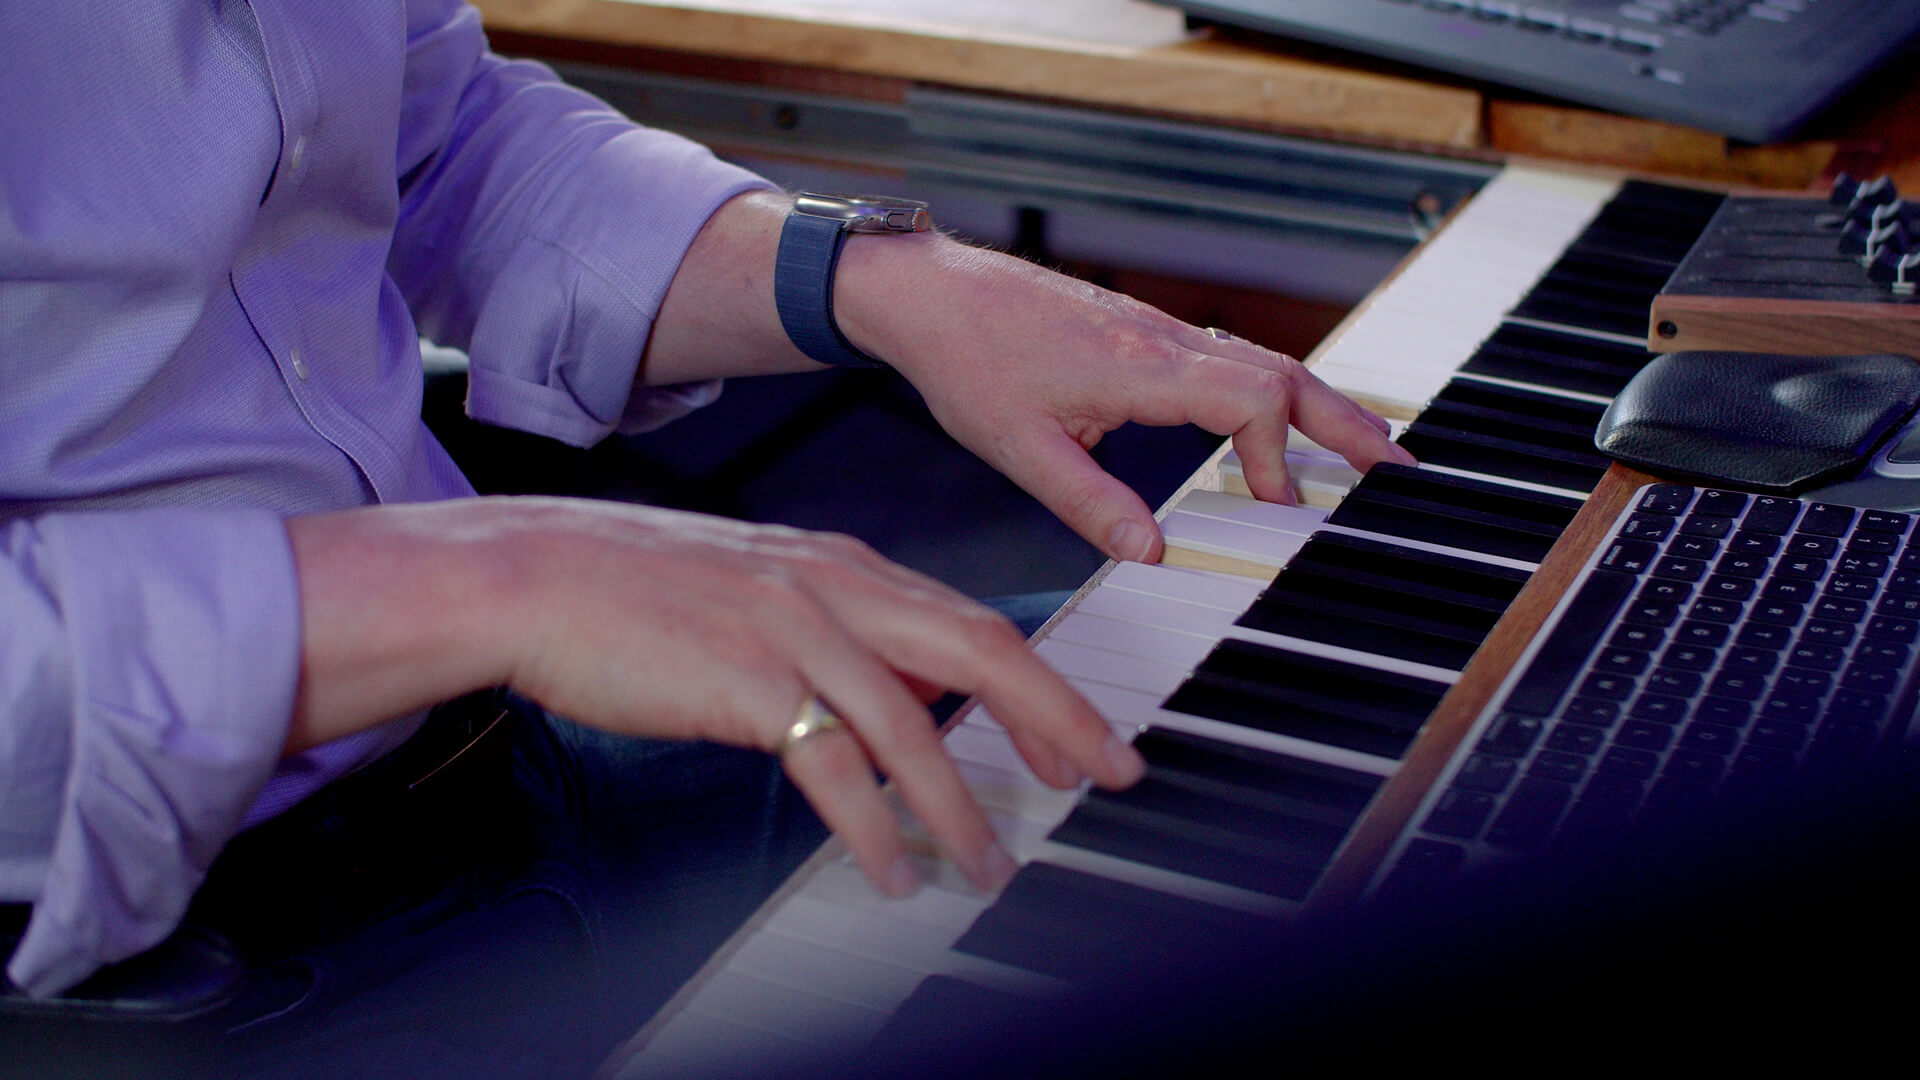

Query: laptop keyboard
[[1392, 483, 1920, 874]]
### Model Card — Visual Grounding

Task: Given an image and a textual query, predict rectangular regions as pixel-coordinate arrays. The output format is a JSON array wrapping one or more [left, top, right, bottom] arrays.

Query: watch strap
[[775, 211, 886, 369]]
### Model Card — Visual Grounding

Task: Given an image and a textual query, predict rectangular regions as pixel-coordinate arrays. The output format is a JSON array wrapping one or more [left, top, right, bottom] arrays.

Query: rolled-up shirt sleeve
[[387, 0, 772, 447], [2, 510, 299, 997]]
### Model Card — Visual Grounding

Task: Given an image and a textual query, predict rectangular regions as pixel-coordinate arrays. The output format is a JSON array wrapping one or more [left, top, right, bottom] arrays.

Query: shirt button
[[289, 135, 308, 173], [289, 348, 308, 379]]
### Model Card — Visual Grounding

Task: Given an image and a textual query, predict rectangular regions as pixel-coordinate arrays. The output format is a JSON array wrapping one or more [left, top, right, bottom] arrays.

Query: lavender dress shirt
[[0, 0, 769, 996]]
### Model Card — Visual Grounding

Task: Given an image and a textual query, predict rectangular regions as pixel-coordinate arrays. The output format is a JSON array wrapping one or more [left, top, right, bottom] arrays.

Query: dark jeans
[[1, 592, 1071, 1080]]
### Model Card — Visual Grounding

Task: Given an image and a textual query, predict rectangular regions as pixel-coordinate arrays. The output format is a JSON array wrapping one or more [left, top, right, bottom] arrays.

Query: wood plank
[[475, 0, 1485, 147], [1647, 295, 1920, 358], [1487, 101, 1841, 193]]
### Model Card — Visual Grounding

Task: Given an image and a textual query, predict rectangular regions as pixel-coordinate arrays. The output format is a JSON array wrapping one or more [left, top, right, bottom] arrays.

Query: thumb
[[999, 430, 1162, 564]]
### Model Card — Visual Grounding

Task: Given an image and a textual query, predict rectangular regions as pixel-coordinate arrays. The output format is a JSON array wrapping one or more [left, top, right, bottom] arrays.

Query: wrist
[[776, 193, 936, 369], [830, 227, 964, 375], [285, 502, 524, 752]]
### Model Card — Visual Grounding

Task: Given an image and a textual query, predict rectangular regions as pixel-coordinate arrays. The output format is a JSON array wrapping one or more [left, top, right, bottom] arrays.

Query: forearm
[[284, 501, 525, 755]]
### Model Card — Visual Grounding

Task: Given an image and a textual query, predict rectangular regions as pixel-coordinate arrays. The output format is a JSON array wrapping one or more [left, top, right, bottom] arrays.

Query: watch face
[[794, 192, 931, 233]]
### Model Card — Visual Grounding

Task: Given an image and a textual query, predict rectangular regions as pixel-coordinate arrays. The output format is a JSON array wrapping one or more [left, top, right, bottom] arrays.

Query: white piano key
[[727, 930, 928, 1013], [1222, 425, 1413, 504], [1070, 583, 1238, 636], [1100, 559, 1266, 611], [1174, 488, 1330, 531], [1468, 164, 1621, 223], [686, 969, 892, 1049], [1035, 636, 1191, 697], [765, 893, 1061, 993], [1317, 310, 1492, 386], [1044, 610, 1220, 670], [1312, 362, 1446, 419], [801, 857, 993, 936], [954, 757, 1082, 825], [1218, 432, 1410, 506], [640, 1009, 825, 1076], [1241, 451, 1363, 506], [1160, 510, 1308, 571], [986, 804, 1069, 865], [941, 719, 1030, 773]]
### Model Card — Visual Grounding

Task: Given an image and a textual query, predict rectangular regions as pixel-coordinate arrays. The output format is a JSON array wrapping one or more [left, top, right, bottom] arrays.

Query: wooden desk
[[476, 0, 1920, 192]]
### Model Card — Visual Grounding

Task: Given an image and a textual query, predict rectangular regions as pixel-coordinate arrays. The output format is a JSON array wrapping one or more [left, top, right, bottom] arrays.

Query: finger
[[898, 671, 947, 706], [1287, 370, 1416, 468], [836, 591, 1144, 794], [776, 713, 922, 896], [1174, 339, 1407, 470], [804, 565, 1142, 794], [785, 625, 1017, 893], [1004, 721, 1083, 789], [996, 427, 1162, 565], [1353, 398, 1394, 435], [1228, 410, 1296, 506]]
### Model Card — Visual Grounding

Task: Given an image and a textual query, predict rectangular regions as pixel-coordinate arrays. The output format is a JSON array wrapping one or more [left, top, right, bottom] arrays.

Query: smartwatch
[[775, 192, 932, 368]]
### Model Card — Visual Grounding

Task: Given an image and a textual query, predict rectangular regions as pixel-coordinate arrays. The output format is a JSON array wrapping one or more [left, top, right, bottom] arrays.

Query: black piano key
[[1427, 378, 1612, 434], [1161, 639, 1449, 759], [949, 861, 1279, 985], [1325, 463, 1583, 563], [1395, 421, 1611, 493], [873, 976, 1033, 1050], [1576, 181, 1725, 264], [1458, 324, 1656, 398], [1507, 182, 1720, 338], [1047, 729, 1383, 899], [1238, 532, 1531, 670], [1398, 381, 1613, 491], [1046, 791, 1327, 900], [1127, 727, 1383, 816], [1512, 249, 1676, 338]]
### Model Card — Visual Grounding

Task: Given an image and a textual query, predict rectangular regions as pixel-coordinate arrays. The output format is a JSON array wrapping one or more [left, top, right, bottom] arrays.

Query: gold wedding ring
[[777, 696, 845, 756]]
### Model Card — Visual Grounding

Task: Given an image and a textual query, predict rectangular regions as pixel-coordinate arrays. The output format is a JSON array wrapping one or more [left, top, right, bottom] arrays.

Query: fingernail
[[1393, 443, 1418, 466], [1051, 756, 1085, 788], [883, 856, 921, 898], [980, 843, 1017, 890], [1107, 519, 1151, 563], [1102, 734, 1147, 785]]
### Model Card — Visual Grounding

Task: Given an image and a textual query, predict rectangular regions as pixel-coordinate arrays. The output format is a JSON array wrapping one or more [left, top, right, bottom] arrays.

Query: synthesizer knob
[[1866, 246, 1920, 293], [1872, 199, 1920, 231], [1866, 219, 1913, 259], [1839, 176, 1902, 230], [1839, 217, 1874, 255], [1851, 175, 1900, 214]]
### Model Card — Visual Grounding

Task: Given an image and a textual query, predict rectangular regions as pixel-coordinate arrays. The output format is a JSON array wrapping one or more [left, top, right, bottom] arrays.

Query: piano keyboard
[[598, 166, 1728, 1077]]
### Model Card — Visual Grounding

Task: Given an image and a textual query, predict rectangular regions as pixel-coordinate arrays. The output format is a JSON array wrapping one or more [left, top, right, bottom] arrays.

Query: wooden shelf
[[477, 0, 1920, 191]]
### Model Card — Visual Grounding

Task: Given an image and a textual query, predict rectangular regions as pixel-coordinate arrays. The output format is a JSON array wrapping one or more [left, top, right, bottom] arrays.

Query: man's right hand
[[284, 497, 1146, 898]]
